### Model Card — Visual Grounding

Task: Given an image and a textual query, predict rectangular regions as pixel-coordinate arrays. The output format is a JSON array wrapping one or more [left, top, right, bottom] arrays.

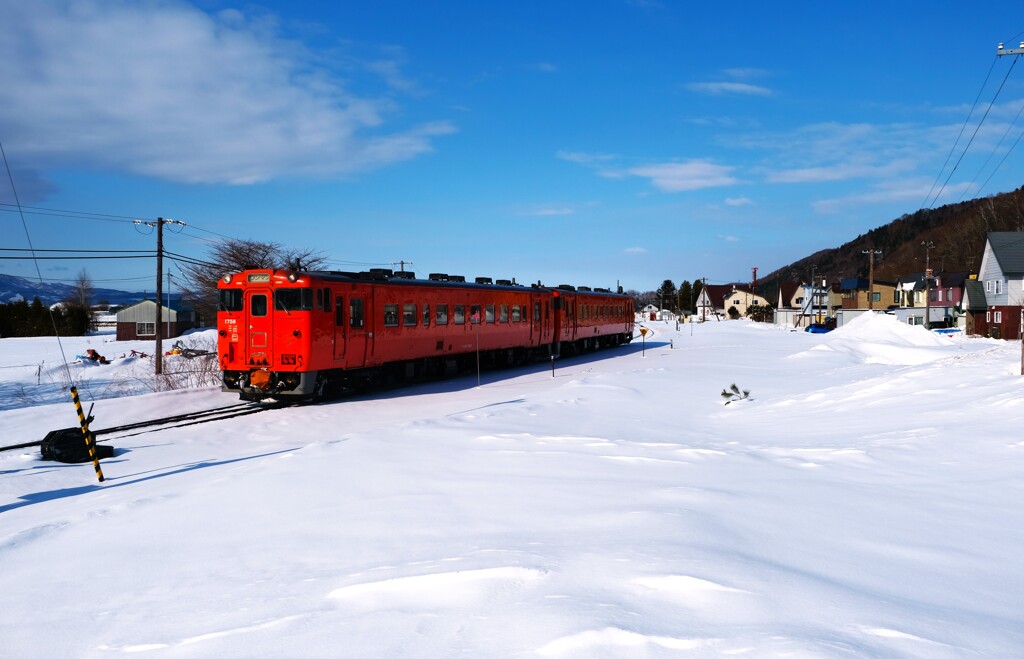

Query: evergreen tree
[[678, 280, 692, 315], [656, 279, 678, 311]]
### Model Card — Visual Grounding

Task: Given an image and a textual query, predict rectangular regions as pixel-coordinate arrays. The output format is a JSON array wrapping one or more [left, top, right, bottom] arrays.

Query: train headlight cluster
[[222, 274, 232, 283], [287, 272, 298, 282]]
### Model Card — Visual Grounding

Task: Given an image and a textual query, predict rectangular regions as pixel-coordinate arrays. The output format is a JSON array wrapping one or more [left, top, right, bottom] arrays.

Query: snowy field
[[1, 315, 1022, 658]]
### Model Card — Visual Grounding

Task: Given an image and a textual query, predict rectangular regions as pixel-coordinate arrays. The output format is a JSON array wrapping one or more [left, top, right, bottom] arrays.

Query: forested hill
[[761, 185, 1024, 290]]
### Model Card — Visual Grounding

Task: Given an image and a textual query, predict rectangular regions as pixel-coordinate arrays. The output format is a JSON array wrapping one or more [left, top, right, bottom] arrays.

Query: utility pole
[[862, 249, 882, 310], [136, 217, 185, 374], [997, 42, 1024, 56], [392, 260, 413, 273], [922, 240, 935, 329]]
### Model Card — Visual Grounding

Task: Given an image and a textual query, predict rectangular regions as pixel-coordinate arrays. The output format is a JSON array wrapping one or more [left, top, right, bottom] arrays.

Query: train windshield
[[274, 288, 314, 312], [219, 289, 243, 312]]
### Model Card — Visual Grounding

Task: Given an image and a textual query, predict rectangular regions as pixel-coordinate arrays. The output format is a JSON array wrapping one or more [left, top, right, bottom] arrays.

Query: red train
[[217, 268, 635, 400]]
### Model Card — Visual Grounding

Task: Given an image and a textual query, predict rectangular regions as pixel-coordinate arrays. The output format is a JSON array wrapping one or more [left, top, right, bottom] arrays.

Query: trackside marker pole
[[69, 386, 104, 483], [550, 355, 555, 377]]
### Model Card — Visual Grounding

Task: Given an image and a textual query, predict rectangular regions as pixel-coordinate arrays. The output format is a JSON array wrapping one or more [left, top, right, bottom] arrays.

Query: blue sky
[[2, 1, 1023, 294]]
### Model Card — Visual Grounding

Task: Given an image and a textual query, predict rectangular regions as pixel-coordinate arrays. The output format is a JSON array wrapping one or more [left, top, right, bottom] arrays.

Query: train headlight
[[287, 272, 298, 282], [222, 274, 232, 283]]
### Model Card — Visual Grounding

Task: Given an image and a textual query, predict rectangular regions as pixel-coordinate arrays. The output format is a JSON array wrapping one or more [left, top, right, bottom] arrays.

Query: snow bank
[[796, 312, 967, 365]]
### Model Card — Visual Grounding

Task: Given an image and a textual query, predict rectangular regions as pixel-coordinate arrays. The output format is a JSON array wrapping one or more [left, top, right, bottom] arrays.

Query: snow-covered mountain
[[0, 273, 147, 305]]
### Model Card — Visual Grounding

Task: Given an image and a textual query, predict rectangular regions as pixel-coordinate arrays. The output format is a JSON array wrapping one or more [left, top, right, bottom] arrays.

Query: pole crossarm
[[997, 42, 1024, 56]]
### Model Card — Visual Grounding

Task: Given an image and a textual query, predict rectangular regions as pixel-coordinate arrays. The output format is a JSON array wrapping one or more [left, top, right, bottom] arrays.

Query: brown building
[[115, 299, 198, 341]]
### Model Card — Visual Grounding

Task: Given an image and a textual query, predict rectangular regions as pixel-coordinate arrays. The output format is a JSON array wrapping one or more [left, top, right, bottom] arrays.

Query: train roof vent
[[360, 269, 392, 280], [475, 277, 493, 285], [577, 286, 592, 291], [393, 271, 415, 279], [558, 284, 576, 291], [495, 279, 512, 286], [449, 275, 466, 282], [428, 273, 449, 281], [595, 287, 611, 293]]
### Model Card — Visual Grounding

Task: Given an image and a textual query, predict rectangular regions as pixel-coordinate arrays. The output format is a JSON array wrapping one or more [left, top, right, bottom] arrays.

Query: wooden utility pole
[[862, 249, 882, 310], [136, 217, 185, 374], [922, 241, 934, 329]]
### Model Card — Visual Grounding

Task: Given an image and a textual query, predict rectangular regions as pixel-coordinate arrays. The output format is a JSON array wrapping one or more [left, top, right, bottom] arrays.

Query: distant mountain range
[[0, 273, 152, 306]]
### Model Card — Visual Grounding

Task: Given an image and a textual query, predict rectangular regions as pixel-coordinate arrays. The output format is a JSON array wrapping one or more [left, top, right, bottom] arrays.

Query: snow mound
[[800, 312, 959, 365]]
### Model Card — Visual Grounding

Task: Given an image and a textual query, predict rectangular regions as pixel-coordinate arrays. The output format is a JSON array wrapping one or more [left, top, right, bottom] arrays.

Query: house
[[977, 232, 1024, 339], [839, 277, 897, 310], [962, 276, 988, 336], [116, 299, 198, 341]]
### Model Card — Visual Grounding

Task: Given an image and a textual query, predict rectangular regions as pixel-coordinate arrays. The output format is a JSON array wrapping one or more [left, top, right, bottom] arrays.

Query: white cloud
[[687, 82, 773, 96], [625, 160, 738, 192], [519, 206, 575, 217], [725, 197, 754, 207], [556, 150, 616, 165], [0, 0, 454, 186]]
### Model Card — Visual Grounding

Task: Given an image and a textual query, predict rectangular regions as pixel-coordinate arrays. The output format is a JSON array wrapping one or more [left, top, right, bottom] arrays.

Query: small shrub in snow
[[721, 383, 750, 405]]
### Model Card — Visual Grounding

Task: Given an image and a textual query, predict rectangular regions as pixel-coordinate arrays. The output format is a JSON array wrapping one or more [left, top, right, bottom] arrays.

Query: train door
[[245, 288, 272, 365], [333, 294, 346, 360], [347, 293, 368, 368]]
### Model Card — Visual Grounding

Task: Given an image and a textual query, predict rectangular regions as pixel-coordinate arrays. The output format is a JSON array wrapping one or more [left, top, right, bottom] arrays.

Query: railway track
[[0, 401, 294, 454]]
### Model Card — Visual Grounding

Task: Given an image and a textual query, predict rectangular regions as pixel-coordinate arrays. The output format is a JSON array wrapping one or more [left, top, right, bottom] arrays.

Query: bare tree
[[73, 268, 93, 308], [178, 238, 327, 325]]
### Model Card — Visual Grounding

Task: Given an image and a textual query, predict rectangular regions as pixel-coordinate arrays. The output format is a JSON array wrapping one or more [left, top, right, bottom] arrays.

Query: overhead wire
[[924, 55, 1019, 209]]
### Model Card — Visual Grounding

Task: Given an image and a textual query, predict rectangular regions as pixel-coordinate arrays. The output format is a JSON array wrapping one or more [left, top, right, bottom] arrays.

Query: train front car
[[217, 270, 317, 400]]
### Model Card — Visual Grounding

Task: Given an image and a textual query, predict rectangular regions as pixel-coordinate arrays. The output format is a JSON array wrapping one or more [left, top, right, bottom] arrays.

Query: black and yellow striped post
[[69, 386, 104, 483]]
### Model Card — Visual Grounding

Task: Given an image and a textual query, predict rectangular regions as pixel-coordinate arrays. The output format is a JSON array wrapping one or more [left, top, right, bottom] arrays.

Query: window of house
[[986, 280, 992, 292], [995, 310, 1003, 323], [384, 304, 399, 326], [986, 310, 991, 323], [454, 304, 465, 325], [937, 289, 943, 302], [403, 303, 417, 326], [436, 304, 449, 325], [996, 279, 1003, 295], [137, 322, 155, 336], [871, 292, 880, 302]]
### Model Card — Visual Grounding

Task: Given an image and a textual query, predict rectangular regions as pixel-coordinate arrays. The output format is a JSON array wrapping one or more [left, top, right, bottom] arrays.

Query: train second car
[[217, 269, 634, 400]]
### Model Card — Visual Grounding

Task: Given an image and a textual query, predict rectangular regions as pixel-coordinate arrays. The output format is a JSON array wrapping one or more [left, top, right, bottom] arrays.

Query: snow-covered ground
[[1, 315, 1022, 657]]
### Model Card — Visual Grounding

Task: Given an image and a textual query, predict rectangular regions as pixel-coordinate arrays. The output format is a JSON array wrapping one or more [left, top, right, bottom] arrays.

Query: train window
[[485, 304, 495, 323], [511, 305, 521, 322], [499, 305, 508, 322], [454, 305, 465, 325], [219, 289, 243, 312], [350, 298, 364, 328], [316, 288, 322, 310], [335, 296, 344, 326], [436, 304, 449, 326], [533, 302, 540, 322], [403, 303, 417, 326], [470, 305, 481, 324], [384, 304, 399, 327], [275, 289, 313, 312], [251, 294, 267, 317], [423, 304, 430, 327], [323, 289, 332, 312]]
